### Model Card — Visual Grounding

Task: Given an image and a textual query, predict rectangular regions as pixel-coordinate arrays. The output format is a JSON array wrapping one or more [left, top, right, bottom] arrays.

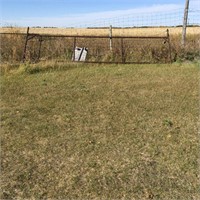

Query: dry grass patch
[[1, 62, 199, 199]]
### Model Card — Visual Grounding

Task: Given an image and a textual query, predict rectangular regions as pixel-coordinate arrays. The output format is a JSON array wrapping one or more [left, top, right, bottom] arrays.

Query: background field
[[1, 62, 199, 199], [1, 26, 200, 36]]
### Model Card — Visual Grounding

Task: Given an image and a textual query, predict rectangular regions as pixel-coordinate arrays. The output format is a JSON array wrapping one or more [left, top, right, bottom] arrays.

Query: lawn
[[1, 62, 199, 199]]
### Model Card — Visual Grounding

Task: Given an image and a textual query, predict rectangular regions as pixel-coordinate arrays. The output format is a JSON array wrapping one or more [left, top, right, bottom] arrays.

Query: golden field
[[1, 26, 200, 36]]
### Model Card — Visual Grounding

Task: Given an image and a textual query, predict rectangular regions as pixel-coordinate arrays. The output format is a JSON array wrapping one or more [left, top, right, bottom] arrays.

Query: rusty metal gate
[[0, 27, 172, 64]]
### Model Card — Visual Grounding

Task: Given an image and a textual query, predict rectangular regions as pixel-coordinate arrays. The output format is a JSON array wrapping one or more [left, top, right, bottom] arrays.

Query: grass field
[[1, 62, 199, 199], [1, 26, 200, 36]]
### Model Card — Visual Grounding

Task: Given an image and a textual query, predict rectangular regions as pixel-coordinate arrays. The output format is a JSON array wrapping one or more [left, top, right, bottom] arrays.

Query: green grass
[[1, 62, 199, 199]]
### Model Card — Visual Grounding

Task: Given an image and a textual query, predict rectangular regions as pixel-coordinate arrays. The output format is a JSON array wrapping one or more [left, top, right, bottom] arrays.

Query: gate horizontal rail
[[0, 32, 168, 39]]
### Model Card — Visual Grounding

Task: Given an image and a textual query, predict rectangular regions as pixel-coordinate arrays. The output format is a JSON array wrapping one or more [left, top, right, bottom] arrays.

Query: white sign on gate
[[73, 47, 88, 62]]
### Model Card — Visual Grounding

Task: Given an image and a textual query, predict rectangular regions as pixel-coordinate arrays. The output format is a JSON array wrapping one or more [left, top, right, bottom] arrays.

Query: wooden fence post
[[182, 0, 190, 47], [167, 29, 172, 63]]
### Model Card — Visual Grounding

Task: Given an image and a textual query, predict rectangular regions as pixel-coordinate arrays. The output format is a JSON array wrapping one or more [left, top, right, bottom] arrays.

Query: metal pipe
[[22, 27, 30, 62]]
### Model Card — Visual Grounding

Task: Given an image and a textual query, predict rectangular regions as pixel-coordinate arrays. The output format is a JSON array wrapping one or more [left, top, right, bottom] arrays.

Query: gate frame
[[1, 27, 172, 64]]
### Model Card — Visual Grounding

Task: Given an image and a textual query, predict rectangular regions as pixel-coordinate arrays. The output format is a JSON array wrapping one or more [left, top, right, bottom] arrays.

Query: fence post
[[182, 0, 190, 47], [109, 25, 113, 51], [22, 27, 30, 62], [167, 29, 172, 63]]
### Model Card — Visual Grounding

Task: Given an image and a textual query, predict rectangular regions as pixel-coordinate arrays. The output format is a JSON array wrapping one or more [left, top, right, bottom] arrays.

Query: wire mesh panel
[[75, 37, 111, 62], [71, 36, 171, 63], [122, 38, 171, 63], [24, 37, 74, 62]]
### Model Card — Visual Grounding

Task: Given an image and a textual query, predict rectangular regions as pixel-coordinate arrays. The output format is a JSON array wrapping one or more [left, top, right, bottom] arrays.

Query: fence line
[[0, 6, 199, 64], [0, 28, 172, 64], [69, 9, 200, 28]]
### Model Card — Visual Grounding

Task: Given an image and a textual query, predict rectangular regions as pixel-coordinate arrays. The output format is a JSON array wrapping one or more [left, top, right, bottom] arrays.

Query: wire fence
[[0, 7, 199, 64], [69, 9, 200, 28], [1, 8, 199, 37]]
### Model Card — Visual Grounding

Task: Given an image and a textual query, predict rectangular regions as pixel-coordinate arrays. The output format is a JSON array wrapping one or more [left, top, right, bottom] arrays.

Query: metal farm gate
[[0, 27, 172, 64]]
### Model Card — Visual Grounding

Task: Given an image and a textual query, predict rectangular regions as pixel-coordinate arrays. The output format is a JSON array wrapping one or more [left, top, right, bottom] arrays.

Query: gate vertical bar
[[72, 37, 76, 61], [37, 36, 43, 62], [109, 25, 113, 51], [22, 27, 30, 63], [121, 38, 125, 63]]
